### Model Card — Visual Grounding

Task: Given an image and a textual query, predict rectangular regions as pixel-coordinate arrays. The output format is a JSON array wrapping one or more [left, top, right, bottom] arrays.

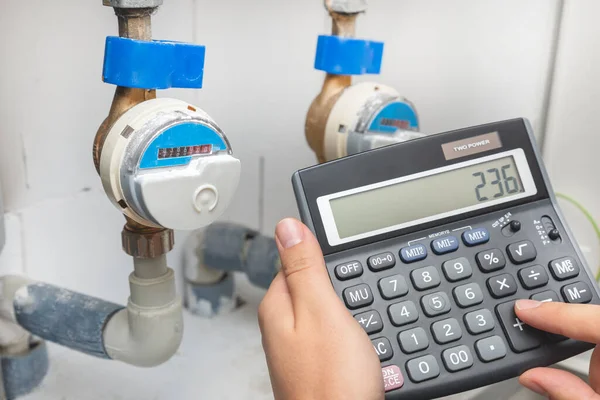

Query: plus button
[[512, 318, 525, 331]]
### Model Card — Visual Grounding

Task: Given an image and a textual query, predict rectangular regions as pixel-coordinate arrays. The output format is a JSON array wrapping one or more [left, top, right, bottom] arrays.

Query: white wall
[[0, 1, 575, 399]]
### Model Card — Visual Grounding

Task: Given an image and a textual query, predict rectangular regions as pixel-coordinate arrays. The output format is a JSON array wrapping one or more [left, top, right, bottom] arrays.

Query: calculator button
[[476, 249, 506, 272], [382, 365, 404, 392], [431, 236, 459, 255], [372, 337, 393, 362], [461, 228, 490, 247], [475, 336, 507, 362], [421, 292, 451, 317], [411, 266, 441, 291], [406, 355, 440, 383], [335, 260, 363, 281], [442, 257, 473, 282], [549, 257, 580, 281], [507, 240, 537, 264], [400, 244, 427, 263], [388, 301, 419, 326], [354, 310, 383, 334], [398, 327, 429, 354], [562, 281, 592, 304], [453, 282, 484, 308], [464, 309, 495, 335], [487, 274, 517, 298], [496, 301, 543, 352], [518, 265, 549, 290], [343, 284, 374, 309], [368, 252, 396, 272], [531, 290, 560, 303], [431, 318, 462, 344], [379, 275, 409, 300], [442, 345, 473, 372]]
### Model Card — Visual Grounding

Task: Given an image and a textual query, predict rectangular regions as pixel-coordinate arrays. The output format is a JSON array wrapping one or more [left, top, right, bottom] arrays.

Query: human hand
[[258, 218, 384, 400], [516, 299, 600, 399]]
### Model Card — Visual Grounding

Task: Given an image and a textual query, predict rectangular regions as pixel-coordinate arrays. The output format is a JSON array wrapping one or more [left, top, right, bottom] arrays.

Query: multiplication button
[[487, 274, 517, 298], [335, 260, 363, 281], [476, 249, 506, 272], [368, 252, 396, 272]]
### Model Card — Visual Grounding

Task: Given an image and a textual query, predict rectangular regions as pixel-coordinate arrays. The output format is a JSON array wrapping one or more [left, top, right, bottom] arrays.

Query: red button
[[382, 365, 404, 392]]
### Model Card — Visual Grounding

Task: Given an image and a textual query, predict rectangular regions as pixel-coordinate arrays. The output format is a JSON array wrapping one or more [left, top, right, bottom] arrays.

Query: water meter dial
[[99, 98, 240, 230]]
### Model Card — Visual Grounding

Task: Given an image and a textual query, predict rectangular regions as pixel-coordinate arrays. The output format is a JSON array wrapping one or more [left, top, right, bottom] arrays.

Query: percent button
[[476, 249, 506, 273]]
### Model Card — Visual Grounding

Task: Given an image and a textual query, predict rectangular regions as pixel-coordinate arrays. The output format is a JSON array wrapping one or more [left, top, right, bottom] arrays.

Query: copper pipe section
[[305, 12, 357, 163]]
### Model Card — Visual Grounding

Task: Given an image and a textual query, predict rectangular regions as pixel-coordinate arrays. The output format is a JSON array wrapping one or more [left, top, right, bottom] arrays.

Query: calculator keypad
[[324, 203, 599, 399]]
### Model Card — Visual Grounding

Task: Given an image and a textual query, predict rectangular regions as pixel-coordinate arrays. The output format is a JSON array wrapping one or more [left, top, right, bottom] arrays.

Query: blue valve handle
[[314, 35, 384, 75], [103, 36, 206, 89]]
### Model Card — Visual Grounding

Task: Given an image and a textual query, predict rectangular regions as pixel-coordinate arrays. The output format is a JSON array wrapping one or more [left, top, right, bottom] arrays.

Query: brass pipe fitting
[[305, 11, 358, 163]]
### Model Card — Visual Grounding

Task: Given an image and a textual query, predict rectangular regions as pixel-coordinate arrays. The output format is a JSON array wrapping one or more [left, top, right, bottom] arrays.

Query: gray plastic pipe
[[0, 255, 182, 367]]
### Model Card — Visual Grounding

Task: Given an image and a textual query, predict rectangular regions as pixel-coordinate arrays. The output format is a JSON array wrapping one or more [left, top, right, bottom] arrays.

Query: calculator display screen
[[318, 149, 537, 245]]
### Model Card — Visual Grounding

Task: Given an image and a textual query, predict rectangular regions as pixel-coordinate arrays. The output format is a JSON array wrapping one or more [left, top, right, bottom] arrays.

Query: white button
[[193, 184, 219, 212]]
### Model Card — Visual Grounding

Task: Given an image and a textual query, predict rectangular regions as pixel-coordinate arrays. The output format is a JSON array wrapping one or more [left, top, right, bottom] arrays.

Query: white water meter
[[323, 82, 423, 161], [99, 98, 241, 230]]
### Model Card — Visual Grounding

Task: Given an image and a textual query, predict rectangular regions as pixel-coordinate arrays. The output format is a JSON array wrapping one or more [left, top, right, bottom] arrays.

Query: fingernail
[[524, 381, 547, 396], [516, 299, 542, 310], [276, 219, 304, 249]]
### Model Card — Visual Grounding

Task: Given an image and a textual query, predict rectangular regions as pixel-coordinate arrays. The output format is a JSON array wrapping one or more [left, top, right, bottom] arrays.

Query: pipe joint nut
[[122, 227, 174, 258]]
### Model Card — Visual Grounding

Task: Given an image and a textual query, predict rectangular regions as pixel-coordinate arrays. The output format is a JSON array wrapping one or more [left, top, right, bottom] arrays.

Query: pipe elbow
[[102, 298, 183, 367]]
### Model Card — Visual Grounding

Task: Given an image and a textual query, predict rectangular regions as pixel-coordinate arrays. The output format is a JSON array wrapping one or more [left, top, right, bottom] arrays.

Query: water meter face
[[100, 98, 241, 230]]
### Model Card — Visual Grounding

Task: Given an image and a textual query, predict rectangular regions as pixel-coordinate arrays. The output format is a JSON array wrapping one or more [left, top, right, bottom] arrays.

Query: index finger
[[515, 299, 600, 343]]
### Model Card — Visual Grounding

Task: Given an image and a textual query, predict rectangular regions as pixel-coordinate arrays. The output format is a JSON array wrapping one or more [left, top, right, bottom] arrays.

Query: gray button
[[388, 301, 419, 326], [475, 336, 507, 362], [476, 249, 506, 272], [531, 290, 560, 303], [343, 284, 374, 310], [453, 282, 484, 308], [442, 345, 474, 372], [442, 257, 473, 282], [549, 257, 580, 281], [518, 265, 548, 289], [406, 355, 440, 383], [507, 240, 537, 264], [421, 292, 451, 317], [562, 281, 593, 304], [464, 309, 495, 335], [367, 252, 396, 272], [496, 301, 543, 352], [379, 274, 409, 300], [487, 273, 517, 298], [398, 327, 429, 354], [354, 310, 383, 334], [372, 337, 393, 362], [411, 266, 441, 291], [335, 260, 363, 281], [431, 318, 462, 344]]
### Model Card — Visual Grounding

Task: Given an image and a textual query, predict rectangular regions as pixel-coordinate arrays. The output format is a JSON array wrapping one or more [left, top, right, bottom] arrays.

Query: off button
[[335, 261, 363, 281]]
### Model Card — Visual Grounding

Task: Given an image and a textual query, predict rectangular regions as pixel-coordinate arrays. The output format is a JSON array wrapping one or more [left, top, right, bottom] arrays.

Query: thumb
[[275, 218, 341, 317]]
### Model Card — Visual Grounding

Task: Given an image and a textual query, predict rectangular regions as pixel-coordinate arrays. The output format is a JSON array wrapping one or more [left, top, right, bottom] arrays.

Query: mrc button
[[400, 244, 427, 263], [335, 260, 363, 280], [431, 236, 459, 255], [462, 228, 489, 246], [549, 257, 580, 281]]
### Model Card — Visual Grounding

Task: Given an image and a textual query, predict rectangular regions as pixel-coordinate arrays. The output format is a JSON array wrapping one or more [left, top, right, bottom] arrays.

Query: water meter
[[99, 98, 240, 230]]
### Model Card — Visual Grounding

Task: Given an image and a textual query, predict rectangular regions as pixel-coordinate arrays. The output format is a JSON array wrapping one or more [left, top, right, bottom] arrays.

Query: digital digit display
[[157, 144, 212, 159], [317, 150, 537, 245]]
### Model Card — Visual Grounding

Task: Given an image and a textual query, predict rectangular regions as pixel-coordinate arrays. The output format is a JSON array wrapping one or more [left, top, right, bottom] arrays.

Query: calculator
[[292, 118, 600, 399]]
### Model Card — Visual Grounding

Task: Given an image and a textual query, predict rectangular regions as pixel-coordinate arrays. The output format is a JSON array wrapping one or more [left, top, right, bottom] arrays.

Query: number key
[[442, 345, 473, 372], [453, 282, 484, 308], [442, 257, 473, 282], [388, 301, 419, 326], [378, 275, 409, 300], [398, 327, 429, 354], [421, 292, 451, 317], [406, 355, 440, 383], [431, 318, 462, 344], [464, 309, 495, 335], [411, 266, 441, 291]]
